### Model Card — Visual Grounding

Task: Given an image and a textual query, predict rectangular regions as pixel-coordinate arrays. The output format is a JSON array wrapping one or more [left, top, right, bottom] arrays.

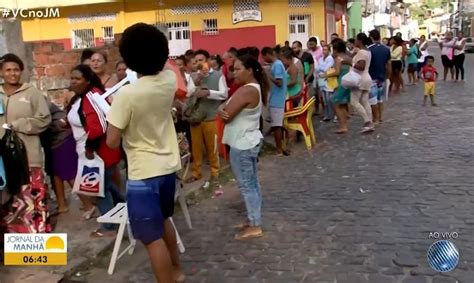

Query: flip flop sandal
[[82, 206, 97, 220], [90, 229, 116, 238], [234, 230, 264, 240], [334, 129, 348, 134], [185, 176, 201, 184], [233, 221, 250, 230], [174, 274, 186, 283], [361, 127, 375, 134]]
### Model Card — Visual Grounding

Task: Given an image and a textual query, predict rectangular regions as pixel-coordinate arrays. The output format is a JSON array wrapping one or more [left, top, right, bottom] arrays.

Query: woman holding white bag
[[349, 33, 375, 133], [67, 64, 122, 238]]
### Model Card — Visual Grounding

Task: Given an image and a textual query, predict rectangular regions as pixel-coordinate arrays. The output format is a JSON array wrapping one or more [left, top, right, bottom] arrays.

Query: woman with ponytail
[[352, 33, 375, 133], [219, 54, 269, 240]]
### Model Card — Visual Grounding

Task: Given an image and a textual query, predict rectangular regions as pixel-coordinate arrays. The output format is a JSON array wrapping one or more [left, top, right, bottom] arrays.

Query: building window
[[289, 0, 310, 8], [102, 26, 114, 42], [166, 22, 190, 40], [233, 0, 259, 12], [202, 19, 218, 35], [171, 3, 218, 15], [72, 28, 95, 49], [68, 12, 116, 24]]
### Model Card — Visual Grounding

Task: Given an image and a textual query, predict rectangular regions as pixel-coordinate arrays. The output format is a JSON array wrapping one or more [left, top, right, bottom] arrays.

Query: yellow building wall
[[21, 0, 327, 43]]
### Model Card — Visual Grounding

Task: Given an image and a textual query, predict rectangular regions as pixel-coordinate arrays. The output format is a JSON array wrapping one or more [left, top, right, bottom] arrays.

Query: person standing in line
[[261, 47, 288, 156], [317, 45, 335, 122], [439, 31, 456, 81], [68, 65, 123, 236], [223, 48, 241, 99], [281, 50, 302, 105], [187, 49, 228, 183], [368, 29, 391, 125], [219, 54, 269, 240], [454, 31, 466, 82], [406, 39, 419, 86], [106, 23, 185, 283], [281, 50, 302, 154], [1, 53, 52, 233], [80, 48, 94, 65], [307, 37, 323, 108], [351, 33, 375, 133], [90, 52, 118, 90], [292, 40, 315, 87], [210, 55, 224, 72], [326, 40, 352, 134], [417, 35, 429, 82], [389, 36, 404, 95], [420, 56, 438, 106], [346, 38, 357, 57], [90, 52, 123, 191], [41, 100, 78, 214], [115, 61, 128, 82]]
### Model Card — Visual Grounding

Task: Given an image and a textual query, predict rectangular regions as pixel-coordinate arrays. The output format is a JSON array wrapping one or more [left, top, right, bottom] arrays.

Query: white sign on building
[[232, 10, 262, 24]]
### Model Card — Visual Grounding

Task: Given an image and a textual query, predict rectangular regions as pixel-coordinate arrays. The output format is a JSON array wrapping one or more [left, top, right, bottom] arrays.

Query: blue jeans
[[322, 90, 335, 120], [97, 165, 124, 230], [229, 143, 262, 226]]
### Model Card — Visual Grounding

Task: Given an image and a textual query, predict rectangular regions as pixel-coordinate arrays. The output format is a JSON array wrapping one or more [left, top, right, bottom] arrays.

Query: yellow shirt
[[390, 46, 403, 61], [107, 70, 181, 180]]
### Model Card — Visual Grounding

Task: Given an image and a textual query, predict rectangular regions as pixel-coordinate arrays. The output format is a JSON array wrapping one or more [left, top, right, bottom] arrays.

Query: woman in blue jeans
[[219, 52, 269, 240]]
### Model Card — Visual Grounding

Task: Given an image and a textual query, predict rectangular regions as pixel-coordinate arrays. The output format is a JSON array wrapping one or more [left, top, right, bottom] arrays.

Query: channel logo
[[427, 240, 459, 272]]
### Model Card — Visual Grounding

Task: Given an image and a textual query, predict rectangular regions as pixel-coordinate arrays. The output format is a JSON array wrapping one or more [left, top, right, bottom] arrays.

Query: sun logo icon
[[45, 236, 65, 251]]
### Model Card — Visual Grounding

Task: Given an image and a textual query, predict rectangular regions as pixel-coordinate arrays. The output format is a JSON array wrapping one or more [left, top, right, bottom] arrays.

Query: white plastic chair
[[97, 203, 185, 275], [176, 153, 193, 229]]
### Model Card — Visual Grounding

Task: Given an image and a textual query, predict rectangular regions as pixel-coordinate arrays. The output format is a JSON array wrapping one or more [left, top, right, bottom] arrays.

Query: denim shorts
[[369, 80, 385, 105], [126, 173, 176, 245]]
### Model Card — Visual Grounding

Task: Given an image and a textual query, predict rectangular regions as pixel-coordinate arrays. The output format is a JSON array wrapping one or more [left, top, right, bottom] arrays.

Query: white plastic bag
[[72, 153, 105, 197], [341, 70, 362, 89]]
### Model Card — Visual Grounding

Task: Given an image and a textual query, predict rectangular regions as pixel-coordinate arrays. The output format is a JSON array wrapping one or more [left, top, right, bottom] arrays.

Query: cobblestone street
[[78, 49, 474, 283]]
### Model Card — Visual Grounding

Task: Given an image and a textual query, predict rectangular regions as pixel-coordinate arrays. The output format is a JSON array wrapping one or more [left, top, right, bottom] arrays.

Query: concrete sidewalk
[[0, 163, 217, 283]]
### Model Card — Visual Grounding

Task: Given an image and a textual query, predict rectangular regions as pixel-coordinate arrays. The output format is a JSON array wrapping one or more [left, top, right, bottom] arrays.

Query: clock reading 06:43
[[23, 255, 48, 264]]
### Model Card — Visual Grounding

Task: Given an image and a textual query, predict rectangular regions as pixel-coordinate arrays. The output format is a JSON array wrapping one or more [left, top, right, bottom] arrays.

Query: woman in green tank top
[[323, 40, 352, 134], [280, 49, 302, 107]]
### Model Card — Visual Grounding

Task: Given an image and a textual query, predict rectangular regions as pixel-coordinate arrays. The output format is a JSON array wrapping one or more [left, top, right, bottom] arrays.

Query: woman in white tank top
[[454, 31, 466, 81], [219, 54, 269, 240]]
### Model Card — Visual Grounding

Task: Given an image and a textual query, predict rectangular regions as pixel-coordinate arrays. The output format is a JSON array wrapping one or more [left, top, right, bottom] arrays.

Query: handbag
[[326, 68, 339, 91], [0, 130, 30, 195], [341, 69, 362, 89], [183, 93, 207, 125], [72, 153, 105, 197]]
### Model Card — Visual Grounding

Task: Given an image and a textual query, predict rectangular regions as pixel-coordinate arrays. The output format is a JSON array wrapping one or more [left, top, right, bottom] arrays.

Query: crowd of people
[[0, 22, 468, 282]]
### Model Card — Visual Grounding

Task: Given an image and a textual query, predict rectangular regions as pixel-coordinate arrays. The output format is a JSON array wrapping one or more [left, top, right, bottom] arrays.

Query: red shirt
[[82, 87, 121, 168], [222, 63, 240, 98], [421, 66, 438, 82]]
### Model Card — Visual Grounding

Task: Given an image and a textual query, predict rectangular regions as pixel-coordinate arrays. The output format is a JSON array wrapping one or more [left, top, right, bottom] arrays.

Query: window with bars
[[202, 19, 218, 35], [166, 22, 190, 41], [72, 28, 95, 49], [289, 0, 310, 8], [233, 0, 259, 12], [102, 26, 114, 42], [171, 3, 218, 15]]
